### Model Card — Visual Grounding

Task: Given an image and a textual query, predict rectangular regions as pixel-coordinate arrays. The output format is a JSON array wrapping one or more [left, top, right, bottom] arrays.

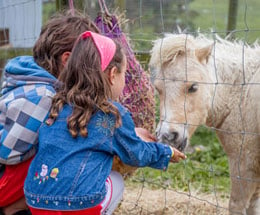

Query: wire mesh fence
[[1, 0, 260, 214]]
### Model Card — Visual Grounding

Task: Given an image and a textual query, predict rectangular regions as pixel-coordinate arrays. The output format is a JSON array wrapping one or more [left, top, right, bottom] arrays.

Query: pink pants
[[0, 157, 34, 207]]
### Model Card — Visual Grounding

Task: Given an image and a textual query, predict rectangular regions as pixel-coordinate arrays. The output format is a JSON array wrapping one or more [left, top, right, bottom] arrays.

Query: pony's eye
[[188, 83, 198, 93]]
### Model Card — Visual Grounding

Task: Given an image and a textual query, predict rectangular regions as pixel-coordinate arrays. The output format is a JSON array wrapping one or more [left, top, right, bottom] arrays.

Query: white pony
[[149, 33, 260, 215]]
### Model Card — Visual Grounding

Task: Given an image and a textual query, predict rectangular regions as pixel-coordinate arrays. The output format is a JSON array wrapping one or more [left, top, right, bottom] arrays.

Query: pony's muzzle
[[157, 130, 188, 152], [162, 132, 179, 142]]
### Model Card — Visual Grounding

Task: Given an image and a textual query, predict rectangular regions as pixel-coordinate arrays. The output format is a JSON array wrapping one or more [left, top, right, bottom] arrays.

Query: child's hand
[[135, 127, 157, 142], [169, 147, 187, 163]]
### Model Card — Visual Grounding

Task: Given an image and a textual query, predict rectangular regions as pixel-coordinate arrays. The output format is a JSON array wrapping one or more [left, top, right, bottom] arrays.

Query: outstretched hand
[[134, 127, 187, 162], [135, 127, 157, 142], [170, 147, 187, 163]]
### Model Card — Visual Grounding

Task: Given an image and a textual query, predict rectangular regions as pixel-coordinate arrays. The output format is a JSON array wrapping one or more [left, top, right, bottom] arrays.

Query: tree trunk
[[226, 0, 239, 39], [56, 0, 68, 11], [56, 0, 84, 11]]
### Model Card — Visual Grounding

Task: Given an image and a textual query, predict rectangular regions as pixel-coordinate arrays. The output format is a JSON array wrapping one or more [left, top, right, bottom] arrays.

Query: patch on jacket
[[34, 164, 59, 184], [96, 114, 115, 136]]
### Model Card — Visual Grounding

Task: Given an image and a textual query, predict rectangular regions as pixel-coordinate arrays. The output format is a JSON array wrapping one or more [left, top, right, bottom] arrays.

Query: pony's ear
[[163, 49, 185, 67], [195, 44, 213, 64]]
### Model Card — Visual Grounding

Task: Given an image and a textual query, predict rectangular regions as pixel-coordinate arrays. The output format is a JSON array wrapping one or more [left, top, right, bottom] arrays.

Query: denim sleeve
[[112, 110, 172, 171]]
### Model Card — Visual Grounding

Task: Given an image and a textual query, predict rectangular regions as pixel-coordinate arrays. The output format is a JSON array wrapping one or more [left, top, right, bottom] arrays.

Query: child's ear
[[61, 51, 71, 67], [108, 66, 118, 85]]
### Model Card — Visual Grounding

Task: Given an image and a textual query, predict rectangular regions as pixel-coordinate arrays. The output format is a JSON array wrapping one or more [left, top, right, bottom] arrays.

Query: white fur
[[149, 33, 260, 215]]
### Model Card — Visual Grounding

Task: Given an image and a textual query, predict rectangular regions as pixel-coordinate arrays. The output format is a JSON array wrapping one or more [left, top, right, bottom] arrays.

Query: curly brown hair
[[49, 35, 124, 138], [33, 10, 100, 78]]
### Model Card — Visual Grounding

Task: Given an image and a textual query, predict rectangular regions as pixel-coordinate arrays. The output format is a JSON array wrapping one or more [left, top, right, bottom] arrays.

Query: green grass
[[189, 0, 260, 43], [127, 126, 230, 195], [42, 1, 260, 49]]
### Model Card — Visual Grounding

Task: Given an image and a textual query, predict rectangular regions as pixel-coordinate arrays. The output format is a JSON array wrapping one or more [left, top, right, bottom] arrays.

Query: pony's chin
[[177, 138, 188, 152]]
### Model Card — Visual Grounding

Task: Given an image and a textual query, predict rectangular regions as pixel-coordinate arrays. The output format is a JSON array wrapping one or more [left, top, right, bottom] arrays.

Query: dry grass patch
[[115, 185, 229, 215]]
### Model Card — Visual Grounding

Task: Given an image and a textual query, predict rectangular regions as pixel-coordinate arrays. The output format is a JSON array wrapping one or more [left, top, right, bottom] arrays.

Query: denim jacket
[[24, 102, 172, 211]]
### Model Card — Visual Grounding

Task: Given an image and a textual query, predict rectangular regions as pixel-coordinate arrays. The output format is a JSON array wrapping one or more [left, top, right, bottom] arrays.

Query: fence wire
[[1, 0, 260, 214]]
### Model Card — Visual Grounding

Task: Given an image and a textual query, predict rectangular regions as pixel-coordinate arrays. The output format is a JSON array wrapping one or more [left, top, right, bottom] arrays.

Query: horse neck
[[205, 42, 260, 128]]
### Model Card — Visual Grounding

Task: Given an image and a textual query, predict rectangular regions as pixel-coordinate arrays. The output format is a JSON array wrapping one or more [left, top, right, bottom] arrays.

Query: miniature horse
[[149, 33, 260, 214]]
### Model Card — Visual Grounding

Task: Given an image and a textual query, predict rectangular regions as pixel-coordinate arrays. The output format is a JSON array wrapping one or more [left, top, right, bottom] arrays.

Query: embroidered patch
[[96, 114, 115, 136], [50, 168, 59, 181], [34, 164, 59, 184], [53, 201, 59, 206], [40, 164, 48, 177]]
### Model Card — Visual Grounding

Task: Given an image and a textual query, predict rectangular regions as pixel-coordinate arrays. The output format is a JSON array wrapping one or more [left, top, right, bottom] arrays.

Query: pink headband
[[81, 31, 116, 71]]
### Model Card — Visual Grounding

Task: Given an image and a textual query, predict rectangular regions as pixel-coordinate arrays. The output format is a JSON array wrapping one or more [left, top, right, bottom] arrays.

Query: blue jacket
[[24, 103, 172, 211], [0, 56, 57, 164]]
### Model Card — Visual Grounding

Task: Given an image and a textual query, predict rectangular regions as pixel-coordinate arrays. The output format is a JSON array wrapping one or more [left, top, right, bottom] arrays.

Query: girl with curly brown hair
[[24, 31, 186, 215]]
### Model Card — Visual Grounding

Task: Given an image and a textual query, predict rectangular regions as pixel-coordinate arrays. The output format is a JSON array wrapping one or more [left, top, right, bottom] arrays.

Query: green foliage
[[189, 0, 260, 44], [42, 1, 56, 25], [127, 126, 230, 195]]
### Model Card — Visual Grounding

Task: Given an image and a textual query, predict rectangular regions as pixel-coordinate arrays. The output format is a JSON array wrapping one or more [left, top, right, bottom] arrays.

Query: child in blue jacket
[[0, 11, 100, 215], [0, 10, 166, 214], [24, 31, 186, 215]]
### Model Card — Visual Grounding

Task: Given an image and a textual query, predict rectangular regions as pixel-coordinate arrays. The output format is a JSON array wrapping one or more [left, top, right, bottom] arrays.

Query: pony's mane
[[150, 32, 260, 68], [150, 32, 260, 85]]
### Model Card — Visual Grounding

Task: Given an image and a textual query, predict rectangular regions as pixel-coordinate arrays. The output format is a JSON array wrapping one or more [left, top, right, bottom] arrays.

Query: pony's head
[[149, 34, 214, 151]]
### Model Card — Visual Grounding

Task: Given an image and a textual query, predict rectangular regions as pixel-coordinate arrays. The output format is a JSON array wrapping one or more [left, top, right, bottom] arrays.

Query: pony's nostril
[[162, 133, 169, 142], [170, 132, 178, 141], [162, 132, 178, 142]]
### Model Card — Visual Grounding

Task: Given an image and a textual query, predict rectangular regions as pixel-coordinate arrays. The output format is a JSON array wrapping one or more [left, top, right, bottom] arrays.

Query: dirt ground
[[114, 185, 229, 215]]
